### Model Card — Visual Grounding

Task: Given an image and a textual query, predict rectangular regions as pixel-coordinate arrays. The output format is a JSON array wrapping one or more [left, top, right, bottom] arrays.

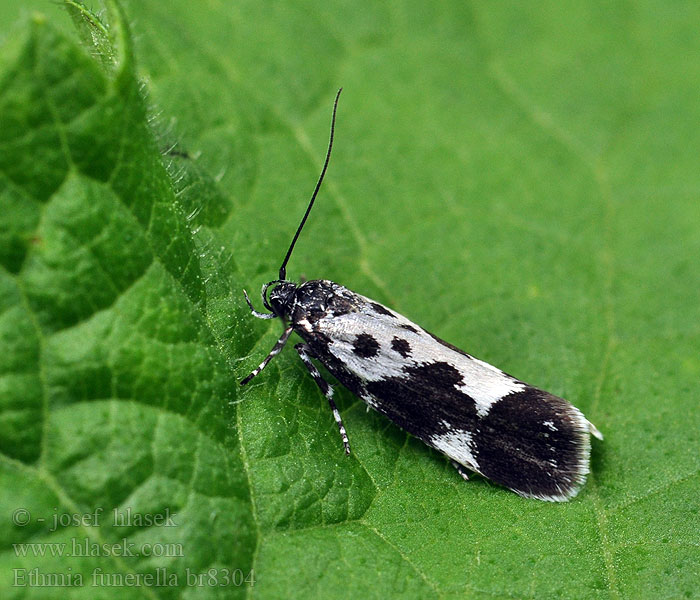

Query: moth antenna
[[278, 88, 342, 281]]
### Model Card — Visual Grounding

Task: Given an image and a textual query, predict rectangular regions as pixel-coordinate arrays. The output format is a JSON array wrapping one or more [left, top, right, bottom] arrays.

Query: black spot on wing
[[391, 337, 412, 357], [369, 302, 396, 318], [352, 333, 380, 358], [365, 362, 478, 444], [400, 324, 418, 333], [472, 386, 591, 500], [406, 362, 463, 387]]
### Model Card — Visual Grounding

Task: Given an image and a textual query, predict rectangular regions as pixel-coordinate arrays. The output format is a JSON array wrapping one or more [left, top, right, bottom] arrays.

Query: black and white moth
[[241, 89, 603, 502]]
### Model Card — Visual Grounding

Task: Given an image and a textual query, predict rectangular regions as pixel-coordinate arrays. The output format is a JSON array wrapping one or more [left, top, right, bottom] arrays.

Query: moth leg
[[295, 343, 351, 455], [243, 289, 276, 320], [451, 460, 471, 482], [240, 326, 294, 385]]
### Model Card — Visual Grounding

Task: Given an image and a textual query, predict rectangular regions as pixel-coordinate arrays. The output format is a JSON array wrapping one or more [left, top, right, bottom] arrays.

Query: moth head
[[264, 280, 298, 319]]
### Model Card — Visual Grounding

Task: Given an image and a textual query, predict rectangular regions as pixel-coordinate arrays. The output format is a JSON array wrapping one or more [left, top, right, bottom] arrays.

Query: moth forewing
[[285, 280, 600, 501]]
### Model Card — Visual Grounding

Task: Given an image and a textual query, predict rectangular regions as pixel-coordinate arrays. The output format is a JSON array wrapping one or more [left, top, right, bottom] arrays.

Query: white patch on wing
[[429, 428, 479, 472], [317, 290, 524, 417], [454, 356, 524, 417]]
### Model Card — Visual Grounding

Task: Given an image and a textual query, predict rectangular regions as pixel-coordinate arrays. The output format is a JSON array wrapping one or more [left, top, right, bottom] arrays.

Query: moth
[[241, 89, 603, 501]]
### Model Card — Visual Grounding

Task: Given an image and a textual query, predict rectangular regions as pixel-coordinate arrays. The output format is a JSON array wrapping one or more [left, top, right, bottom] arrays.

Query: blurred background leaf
[[0, 1, 698, 598]]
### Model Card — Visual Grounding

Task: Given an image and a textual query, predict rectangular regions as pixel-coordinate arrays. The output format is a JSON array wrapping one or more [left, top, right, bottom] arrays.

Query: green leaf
[[1, 1, 699, 598]]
